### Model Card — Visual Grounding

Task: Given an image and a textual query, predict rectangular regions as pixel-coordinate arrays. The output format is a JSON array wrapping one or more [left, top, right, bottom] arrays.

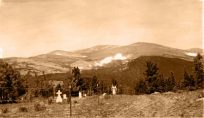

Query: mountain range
[[3, 42, 203, 75]]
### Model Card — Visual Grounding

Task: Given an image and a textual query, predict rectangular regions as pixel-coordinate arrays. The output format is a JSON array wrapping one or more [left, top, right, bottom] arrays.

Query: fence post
[[69, 83, 72, 117]]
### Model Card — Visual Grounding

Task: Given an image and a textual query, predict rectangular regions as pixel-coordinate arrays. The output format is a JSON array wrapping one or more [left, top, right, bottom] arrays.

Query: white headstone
[[79, 91, 82, 99], [63, 94, 67, 100], [112, 85, 117, 95], [56, 90, 62, 103]]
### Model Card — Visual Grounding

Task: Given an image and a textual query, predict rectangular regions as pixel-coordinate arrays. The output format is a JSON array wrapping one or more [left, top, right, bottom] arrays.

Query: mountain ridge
[[2, 42, 202, 75]]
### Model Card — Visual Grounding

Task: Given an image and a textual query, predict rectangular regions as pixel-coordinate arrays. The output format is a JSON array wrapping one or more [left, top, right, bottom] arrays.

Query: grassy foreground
[[0, 89, 203, 118]]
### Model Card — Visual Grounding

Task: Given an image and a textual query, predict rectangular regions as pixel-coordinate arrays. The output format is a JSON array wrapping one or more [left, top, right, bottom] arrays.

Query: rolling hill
[[81, 56, 194, 91], [3, 42, 202, 75], [32, 55, 195, 93]]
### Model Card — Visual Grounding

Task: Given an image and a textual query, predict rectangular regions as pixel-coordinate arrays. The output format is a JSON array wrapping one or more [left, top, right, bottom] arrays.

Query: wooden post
[[98, 93, 100, 105], [97, 84, 100, 116], [69, 75, 73, 118], [69, 84, 72, 117], [53, 86, 55, 98], [1, 87, 2, 100], [97, 84, 99, 105]]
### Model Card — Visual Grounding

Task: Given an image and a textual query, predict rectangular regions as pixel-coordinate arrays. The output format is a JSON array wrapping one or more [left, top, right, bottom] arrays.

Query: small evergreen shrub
[[1, 107, 8, 113], [34, 103, 46, 111], [19, 107, 28, 112], [48, 97, 53, 105]]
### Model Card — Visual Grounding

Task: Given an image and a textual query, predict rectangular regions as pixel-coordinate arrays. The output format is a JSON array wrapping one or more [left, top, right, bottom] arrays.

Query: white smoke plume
[[95, 53, 127, 66], [185, 52, 197, 57]]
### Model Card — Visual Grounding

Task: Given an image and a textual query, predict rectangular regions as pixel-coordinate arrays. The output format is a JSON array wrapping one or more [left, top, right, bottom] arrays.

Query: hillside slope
[[1, 89, 203, 117], [80, 56, 194, 90], [20, 56, 194, 93], [4, 42, 200, 75], [74, 89, 204, 117]]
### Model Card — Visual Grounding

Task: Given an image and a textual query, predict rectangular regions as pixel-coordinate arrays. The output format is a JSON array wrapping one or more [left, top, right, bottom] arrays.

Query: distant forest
[[0, 54, 203, 102]]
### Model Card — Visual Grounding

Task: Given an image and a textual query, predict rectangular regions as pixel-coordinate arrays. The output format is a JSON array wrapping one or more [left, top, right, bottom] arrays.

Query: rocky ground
[[0, 89, 203, 118]]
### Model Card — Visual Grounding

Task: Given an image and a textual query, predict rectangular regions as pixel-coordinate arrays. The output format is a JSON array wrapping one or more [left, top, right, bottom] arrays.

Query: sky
[[0, 0, 202, 57]]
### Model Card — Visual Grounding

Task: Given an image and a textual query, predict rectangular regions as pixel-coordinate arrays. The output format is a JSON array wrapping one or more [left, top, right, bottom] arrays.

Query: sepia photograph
[[0, 0, 203, 117]]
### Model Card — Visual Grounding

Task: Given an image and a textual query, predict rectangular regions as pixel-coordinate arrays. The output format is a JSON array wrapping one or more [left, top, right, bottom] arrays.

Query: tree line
[[0, 53, 203, 102], [134, 53, 204, 94]]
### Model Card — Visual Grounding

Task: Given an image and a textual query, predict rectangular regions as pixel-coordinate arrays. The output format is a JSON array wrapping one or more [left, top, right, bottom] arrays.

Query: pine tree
[[71, 67, 81, 90], [71, 67, 87, 92], [72, 67, 81, 83], [158, 74, 165, 92], [183, 70, 195, 89], [0, 60, 25, 100], [145, 61, 159, 82], [144, 61, 159, 93], [193, 53, 204, 88], [91, 76, 98, 94], [166, 72, 176, 91], [134, 80, 147, 94], [111, 79, 118, 86]]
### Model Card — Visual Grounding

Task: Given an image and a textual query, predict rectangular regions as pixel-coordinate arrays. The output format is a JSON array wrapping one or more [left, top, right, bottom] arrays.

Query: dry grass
[[0, 89, 203, 118]]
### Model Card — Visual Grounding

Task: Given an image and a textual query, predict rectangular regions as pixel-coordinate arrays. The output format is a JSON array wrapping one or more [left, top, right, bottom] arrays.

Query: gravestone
[[56, 90, 62, 103], [79, 91, 82, 99], [111, 85, 117, 95], [63, 94, 67, 100]]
